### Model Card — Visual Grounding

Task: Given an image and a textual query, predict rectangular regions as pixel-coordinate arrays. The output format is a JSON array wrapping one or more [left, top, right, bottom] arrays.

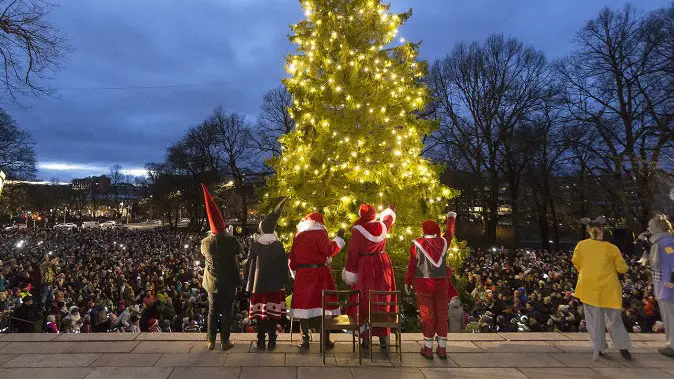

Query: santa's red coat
[[343, 209, 397, 338], [288, 220, 344, 319]]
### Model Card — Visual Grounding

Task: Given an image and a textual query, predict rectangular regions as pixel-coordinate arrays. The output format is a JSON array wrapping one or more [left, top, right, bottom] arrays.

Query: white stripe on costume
[[289, 307, 341, 319], [353, 222, 388, 243], [334, 236, 345, 249], [412, 238, 448, 268], [342, 268, 358, 285], [379, 208, 396, 224]]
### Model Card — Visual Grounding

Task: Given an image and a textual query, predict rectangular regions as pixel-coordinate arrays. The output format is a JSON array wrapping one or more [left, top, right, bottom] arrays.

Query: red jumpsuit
[[406, 217, 457, 344], [343, 208, 397, 341]]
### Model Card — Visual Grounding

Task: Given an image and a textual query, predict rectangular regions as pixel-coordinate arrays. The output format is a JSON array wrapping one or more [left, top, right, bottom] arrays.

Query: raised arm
[[380, 206, 397, 232], [319, 230, 345, 258], [444, 212, 456, 241]]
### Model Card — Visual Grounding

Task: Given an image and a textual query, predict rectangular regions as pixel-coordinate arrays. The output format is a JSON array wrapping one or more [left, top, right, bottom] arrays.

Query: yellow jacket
[[572, 239, 628, 309]]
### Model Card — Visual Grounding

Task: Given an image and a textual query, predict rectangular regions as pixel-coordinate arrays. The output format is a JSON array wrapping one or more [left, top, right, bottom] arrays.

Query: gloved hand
[[404, 284, 413, 295], [337, 229, 345, 238], [326, 256, 333, 265], [446, 211, 457, 218]]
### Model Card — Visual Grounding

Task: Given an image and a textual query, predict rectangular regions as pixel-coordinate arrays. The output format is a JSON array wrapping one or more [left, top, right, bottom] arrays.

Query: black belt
[[359, 251, 384, 257], [297, 263, 327, 269]]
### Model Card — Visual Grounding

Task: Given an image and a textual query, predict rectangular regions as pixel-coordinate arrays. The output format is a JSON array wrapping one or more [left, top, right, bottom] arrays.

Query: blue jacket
[[655, 232, 674, 301]]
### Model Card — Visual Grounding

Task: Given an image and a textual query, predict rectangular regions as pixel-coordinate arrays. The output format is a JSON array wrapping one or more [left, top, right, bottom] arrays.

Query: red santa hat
[[355, 203, 377, 225], [422, 220, 441, 236], [305, 212, 325, 225], [202, 184, 227, 235]]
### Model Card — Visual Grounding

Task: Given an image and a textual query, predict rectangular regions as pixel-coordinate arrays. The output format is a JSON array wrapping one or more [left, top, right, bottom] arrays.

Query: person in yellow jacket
[[572, 216, 632, 362]]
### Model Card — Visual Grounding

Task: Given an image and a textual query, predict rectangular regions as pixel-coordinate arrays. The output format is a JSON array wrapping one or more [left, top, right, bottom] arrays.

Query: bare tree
[[0, 108, 35, 179], [254, 86, 294, 161], [427, 34, 551, 245], [0, 0, 69, 101], [209, 107, 258, 227], [555, 5, 674, 229]]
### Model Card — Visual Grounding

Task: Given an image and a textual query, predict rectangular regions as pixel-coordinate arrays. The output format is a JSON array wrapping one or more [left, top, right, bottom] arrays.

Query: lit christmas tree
[[264, 0, 464, 269]]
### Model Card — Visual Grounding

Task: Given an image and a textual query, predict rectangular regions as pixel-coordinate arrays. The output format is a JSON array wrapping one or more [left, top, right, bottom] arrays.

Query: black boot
[[324, 331, 335, 350], [298, 334, 310, 350], [268, 332, 277, 351], [620, 349, 633, 361], [256, 333, 266, 351]]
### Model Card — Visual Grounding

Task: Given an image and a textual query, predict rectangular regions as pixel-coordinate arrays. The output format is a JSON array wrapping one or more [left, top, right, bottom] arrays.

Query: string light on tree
[[262, 0, 461, 267]]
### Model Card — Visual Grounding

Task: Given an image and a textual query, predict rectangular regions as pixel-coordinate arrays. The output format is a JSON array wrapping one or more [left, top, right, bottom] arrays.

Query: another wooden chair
[[321, 289, 361, 365], [368, 290, 402, 362]]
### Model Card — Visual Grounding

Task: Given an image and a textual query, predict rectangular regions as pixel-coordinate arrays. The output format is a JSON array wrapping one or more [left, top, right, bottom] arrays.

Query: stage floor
[[0, 332, 672, 378]]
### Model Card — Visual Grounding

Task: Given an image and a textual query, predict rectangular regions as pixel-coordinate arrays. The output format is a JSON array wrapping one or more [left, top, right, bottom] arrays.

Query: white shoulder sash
[[353, 222, 388, 243], [412, 237, 448, 268]]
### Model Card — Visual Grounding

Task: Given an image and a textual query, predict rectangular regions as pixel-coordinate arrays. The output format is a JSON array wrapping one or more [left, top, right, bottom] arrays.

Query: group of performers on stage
[[199, 184, 674, 362], [199, 184, 458, 360]]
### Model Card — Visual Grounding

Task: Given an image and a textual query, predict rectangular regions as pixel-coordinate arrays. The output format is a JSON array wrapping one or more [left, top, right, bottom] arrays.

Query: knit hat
[[201, 183, 227, 235], [422, 220, 441, 236], [260, 198, 287, 234], [581, 216, 606, 227]]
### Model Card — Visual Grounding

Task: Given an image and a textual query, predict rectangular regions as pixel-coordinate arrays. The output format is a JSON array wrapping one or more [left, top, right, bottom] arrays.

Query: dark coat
[[13, 303, 42, 332], [246, 236, 289, 294], [201, 233, 242, 294]]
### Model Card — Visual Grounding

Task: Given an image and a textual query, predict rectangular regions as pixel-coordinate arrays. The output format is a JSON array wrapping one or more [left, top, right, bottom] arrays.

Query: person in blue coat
[[641, 214, 674, 358]]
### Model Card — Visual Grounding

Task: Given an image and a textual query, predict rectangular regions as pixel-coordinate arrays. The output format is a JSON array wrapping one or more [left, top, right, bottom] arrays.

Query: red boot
[[420, 346, 434, 360], [436, 346, 448, 360]]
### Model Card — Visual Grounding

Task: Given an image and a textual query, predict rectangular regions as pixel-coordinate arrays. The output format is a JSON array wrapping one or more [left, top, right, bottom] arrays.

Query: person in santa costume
[[342, 204, 397, 350], [289, 211, 346, 349], [405, 212, 457, 360], [200, 184, 243, 351], [246, 198, 289, 351]]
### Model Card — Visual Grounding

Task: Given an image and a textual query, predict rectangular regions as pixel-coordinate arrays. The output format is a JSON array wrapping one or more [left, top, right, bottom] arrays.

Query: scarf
[[648, 232, 668, 270]]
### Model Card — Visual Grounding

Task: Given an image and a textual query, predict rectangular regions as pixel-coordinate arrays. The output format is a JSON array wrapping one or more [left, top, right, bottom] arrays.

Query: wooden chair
[[368, 290, 402, 362], [321, 289, 361, 365]]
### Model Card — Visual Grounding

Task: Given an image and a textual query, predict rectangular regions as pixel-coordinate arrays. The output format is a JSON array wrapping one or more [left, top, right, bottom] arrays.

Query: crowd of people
[[0, 223, 661, 337], [458, 244, 657, 335], [0, 227, 253, 334]]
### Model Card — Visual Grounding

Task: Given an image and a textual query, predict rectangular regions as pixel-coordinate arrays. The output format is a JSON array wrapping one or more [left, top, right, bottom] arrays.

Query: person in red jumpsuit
[[342, 204, 397, 350], [405, 212, 457, 360], [288, 212, 345, 349]]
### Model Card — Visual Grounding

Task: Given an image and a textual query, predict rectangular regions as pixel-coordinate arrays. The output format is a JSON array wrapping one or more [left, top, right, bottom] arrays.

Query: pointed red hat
[[202, 184, 226, 234]]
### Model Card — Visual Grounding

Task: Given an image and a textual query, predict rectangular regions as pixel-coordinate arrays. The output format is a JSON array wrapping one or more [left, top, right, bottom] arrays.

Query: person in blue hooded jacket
[[640, 214, 674, 358]]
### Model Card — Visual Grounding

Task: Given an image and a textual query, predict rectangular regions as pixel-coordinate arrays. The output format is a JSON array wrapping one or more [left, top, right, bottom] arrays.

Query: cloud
[[38, 161, 147, 181], [4, 0, 671, 181]]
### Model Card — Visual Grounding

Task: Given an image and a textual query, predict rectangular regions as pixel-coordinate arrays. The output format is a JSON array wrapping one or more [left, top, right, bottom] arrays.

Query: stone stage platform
[[0, 332, 673, 378]]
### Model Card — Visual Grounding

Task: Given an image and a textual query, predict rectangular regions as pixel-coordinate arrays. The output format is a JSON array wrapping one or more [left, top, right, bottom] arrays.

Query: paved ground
[[0, 332, 672, 378]]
